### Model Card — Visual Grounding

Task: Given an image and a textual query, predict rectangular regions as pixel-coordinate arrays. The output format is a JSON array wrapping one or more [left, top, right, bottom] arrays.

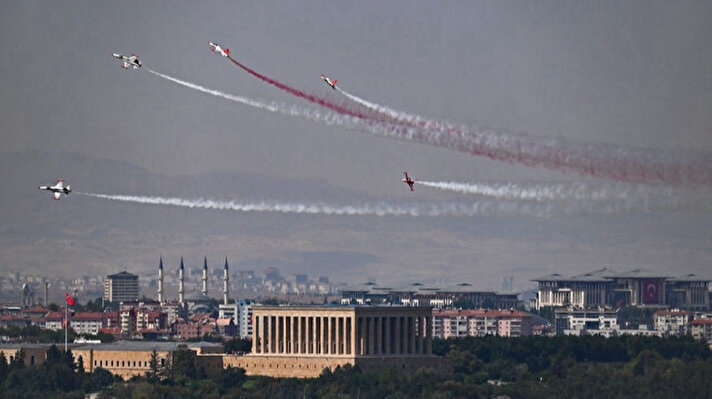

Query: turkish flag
[[642, 279, 660, 304], [65, 292, 76, 307]]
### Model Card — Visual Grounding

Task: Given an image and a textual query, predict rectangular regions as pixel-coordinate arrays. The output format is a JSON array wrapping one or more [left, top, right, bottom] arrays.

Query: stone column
[[304, 316, 309, 354], [418, 315, 425, 354], [410, 316, 416, 354], [327, 316, 333, 354], [306, 316, 312, 354], [359, 316, 366, 354], [321, 316, 327, 354], [350, 314, 357, 355], [312, 316, 318, 354], [342, 316, 348, 354], [385, 316, 391, 354]]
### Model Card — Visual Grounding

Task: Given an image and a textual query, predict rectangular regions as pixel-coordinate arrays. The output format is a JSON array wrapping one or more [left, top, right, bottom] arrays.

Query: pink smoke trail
[[221, 58, 712, 186], [227, 56, 373, 120]]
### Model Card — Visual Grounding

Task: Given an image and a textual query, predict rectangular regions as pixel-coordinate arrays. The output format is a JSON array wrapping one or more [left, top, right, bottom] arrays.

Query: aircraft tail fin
[[225, 48, 230, 55]]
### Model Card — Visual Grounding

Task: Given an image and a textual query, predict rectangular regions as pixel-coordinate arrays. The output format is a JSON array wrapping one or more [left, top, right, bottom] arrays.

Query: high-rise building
[[103, 272, 139, 305]]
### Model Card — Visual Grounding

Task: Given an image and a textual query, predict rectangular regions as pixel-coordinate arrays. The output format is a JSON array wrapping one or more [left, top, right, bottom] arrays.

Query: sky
[[1, 1, 711, 292]]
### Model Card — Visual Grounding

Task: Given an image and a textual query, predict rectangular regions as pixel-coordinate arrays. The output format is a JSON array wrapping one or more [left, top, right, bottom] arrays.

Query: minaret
[[157, 257, 164, 303], [178, 257, 185, 304], [202, 257, 208, 297], [223, 257, 230, 305], [43, 281, 49, 307]]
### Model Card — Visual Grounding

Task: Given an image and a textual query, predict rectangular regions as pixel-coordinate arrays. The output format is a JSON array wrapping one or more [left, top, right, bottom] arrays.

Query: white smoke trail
[[75, 190, 708, 218], [333, 85, 712, 186], [146, 68, 366, 129], [416, 181, 677, 202], [147, 68, 712, 185], [415, 180, 711, 213], [75, 191, 557, 217], [336, 87, 410, 121]]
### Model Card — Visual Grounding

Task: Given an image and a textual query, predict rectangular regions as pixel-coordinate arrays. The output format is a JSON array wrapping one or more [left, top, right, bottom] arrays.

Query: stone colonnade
[[252, 308, 432, 356]]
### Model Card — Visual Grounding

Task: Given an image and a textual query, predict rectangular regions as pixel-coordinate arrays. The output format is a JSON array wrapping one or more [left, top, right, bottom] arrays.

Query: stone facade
[[236, 305, 450, 378]]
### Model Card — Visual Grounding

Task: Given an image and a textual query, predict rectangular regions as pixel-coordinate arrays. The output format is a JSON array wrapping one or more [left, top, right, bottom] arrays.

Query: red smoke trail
[[227, 56, 372, 120], [225, 57, 711, 186], [338, 88, 712, 186]]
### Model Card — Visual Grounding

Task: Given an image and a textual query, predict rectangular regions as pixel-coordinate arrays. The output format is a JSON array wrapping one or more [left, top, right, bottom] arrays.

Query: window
[[30, 355, 35, 365], [161, 358, 166, 367]]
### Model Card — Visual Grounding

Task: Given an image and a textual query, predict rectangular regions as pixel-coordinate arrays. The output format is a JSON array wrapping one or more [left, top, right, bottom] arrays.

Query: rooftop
[[73, 341, 221, 352]]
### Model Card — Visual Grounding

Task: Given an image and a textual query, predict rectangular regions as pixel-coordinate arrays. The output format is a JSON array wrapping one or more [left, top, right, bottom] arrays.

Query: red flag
[[65, 292, 75, 307]]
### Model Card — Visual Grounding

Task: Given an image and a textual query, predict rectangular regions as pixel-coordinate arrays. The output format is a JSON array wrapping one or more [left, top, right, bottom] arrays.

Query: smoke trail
[[148, 67, 712, 186], [416, 181, 676, 202], [333, 86, 712, 186], [147, 68, 366, 130], [76, 191, 557, 217], [337, 86, 418, 124], [75, 190, 708, 218], [226, 56, 372, 120]]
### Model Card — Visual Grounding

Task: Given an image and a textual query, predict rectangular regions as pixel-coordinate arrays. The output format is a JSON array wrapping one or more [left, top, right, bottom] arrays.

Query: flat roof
[[73, 341, 220, 352]]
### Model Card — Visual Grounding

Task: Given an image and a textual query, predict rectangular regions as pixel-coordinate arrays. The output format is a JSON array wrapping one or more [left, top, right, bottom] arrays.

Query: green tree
[[146, 350, 159, 382], [170, 345, 198, 382]]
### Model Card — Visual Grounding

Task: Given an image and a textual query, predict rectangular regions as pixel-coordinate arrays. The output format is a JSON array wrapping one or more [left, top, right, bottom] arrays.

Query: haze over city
[[1, 1, 711, 294]]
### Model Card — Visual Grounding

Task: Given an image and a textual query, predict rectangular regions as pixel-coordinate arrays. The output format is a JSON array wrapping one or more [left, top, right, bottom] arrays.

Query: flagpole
[[65, 304, 68, 352]]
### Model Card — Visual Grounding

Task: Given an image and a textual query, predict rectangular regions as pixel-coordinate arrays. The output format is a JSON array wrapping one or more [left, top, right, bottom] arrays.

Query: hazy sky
[[1, 1, 711, 289]]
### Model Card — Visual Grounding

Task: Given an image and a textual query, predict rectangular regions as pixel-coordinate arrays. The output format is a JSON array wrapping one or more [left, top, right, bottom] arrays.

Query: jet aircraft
[[38, 179, 71, 200], [402, 172, 417, 191], [320, 75, 338, 90], [112, 53, 142, 69], [209, 42, 230, 57]]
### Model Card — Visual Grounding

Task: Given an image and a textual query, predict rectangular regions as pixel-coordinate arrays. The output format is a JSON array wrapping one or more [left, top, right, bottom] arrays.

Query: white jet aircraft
[[209, 42, 230, 57], [38, 179, 71, 200], [320, 75, 338, 90], [112, 53, 142, 69]]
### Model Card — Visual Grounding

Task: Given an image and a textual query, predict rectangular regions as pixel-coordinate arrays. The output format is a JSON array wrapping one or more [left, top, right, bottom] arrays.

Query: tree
[[0, 351, 8, 383], [146, 350, 159, 382], [90, 367, 114, 389], [10, 348, 25, 370], [170, 345, 198, 382]]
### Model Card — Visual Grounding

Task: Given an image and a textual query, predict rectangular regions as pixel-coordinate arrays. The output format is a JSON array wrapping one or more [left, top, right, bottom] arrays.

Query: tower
[[43, 281, 49, 307], [223, 257, 230, 305], [158, 257, 164, 303], [179, 257, 185, 305], [202, 257, 208, 297]]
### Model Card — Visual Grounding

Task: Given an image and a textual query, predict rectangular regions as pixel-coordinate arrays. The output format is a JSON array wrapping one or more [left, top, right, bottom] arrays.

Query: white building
[[237, 300, 254, 338], [654, 310, 692, 336], [555, 308, 619, 336], [218, 299, 254, 338], [70, 313, 104, 335]]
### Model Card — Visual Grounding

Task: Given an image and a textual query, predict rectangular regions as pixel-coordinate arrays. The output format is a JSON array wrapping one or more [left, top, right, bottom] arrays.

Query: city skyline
[[1, 2, 711, 292]]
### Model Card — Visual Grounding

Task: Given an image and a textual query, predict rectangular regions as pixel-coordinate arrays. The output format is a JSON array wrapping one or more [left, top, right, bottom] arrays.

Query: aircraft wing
[[54, 192, 61, 200]]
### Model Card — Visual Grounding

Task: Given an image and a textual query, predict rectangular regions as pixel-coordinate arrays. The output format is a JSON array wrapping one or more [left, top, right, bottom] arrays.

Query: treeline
[[1, 336, 711, 398], [0, 345, 115, 399]]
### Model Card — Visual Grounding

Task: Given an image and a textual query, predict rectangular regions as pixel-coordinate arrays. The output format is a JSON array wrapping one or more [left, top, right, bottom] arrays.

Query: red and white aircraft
[[209, 42, 230, 57], [402, 172, 417, 191], [38, 179, 71, 200], [320, 75, 338, 90], [112, 53, 142, 69]]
